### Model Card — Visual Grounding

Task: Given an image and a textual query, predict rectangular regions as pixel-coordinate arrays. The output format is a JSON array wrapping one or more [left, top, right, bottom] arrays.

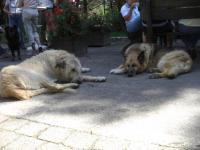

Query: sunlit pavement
[[0, 40, 200, 150]]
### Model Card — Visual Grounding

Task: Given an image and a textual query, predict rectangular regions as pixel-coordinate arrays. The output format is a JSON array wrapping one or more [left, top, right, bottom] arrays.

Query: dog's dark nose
[[127, 74, 133, 77], [76, 80, 82, 84], [127, 70, 135, 77]]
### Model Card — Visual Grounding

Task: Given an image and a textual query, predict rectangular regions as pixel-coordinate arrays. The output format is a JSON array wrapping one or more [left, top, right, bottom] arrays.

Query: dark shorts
[[142, 20, 173, 34]]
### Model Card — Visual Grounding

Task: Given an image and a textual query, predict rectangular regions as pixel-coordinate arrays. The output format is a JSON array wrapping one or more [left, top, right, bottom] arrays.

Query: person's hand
[[130, 2, 138, 10], [130, 3, 135, 10]]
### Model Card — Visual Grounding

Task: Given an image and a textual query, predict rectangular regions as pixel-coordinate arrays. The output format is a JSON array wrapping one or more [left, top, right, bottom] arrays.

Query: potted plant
[[87, 13, 112, 47], [50, 1, 88, 56]]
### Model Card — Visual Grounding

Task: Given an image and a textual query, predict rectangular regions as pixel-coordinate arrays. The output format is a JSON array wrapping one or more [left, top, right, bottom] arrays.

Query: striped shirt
[[38, 0, 54, 8], [5, 0, 22, 14], [17, 0, 39, 8]]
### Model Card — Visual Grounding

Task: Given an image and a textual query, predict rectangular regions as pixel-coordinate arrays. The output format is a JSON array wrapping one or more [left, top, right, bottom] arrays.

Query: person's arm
[[17, 0, 24, 8], [123, 4, 135, 21], [3, 1, 10, 14]]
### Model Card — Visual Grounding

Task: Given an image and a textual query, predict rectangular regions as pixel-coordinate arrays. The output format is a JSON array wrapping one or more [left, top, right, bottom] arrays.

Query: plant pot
[[50, 36, 88, 56], [88, 31, 111, 47]]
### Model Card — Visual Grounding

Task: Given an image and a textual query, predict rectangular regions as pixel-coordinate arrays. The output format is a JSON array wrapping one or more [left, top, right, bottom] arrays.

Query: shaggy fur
[[110, 43, 193, 79], [0, 50, 106, 100]]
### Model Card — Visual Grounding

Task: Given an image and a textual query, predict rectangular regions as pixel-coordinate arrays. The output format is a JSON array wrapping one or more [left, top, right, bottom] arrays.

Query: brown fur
[[110, 43, 193, 79]]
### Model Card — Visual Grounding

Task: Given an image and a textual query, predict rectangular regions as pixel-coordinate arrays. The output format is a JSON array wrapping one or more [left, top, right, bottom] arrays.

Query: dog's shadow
[[0, 97, 20, 102]]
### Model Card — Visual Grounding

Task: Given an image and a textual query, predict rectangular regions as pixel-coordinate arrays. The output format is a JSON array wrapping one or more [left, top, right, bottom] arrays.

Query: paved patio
[[0, 40, 200, 150]]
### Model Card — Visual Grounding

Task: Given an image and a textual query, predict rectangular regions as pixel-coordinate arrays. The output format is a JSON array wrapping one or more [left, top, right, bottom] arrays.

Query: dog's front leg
[[81, 75, 106, 82], [147, 68, 161, 73], [81, 67, 91, 73], [110, 64, 126, 74]]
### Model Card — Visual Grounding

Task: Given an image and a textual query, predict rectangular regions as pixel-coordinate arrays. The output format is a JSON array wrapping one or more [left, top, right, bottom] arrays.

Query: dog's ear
[[137, 51, 145, 65], [5, 26, 9, 32], [55, 60, 66, 69]]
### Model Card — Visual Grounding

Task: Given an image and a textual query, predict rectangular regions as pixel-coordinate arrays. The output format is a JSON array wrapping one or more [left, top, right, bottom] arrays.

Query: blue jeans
[[126, 16, 141, 33], [8, 14, 25, 48], [22, 8, 41, 47], [179, 24, 200, 48]]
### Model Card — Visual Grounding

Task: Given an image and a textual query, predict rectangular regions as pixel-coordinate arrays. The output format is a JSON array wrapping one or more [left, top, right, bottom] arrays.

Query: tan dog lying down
[[0, 50, 106, 100], [110, 43, 193, 79]]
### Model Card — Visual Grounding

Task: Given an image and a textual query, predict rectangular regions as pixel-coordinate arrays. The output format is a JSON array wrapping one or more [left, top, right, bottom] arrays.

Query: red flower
[[53, 6, 63, 15]]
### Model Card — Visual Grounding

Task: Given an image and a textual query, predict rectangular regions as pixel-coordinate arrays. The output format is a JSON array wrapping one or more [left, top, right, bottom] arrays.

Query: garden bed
[[50, 36, 88, 56]]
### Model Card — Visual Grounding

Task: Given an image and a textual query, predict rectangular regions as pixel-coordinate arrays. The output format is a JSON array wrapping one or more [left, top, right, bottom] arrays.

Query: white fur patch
[[110, 68, 125, 74], [96, 76, 106, 82], [81, 67, 91, 73]]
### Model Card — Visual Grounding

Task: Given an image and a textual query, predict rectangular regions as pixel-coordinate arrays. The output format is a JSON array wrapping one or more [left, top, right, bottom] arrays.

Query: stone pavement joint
[[0, 113, 192, 150], [0, 114, 9, 124], [38, 126, 74, 144], [0, 115, 185, 150], [16, 121, 49, 137]]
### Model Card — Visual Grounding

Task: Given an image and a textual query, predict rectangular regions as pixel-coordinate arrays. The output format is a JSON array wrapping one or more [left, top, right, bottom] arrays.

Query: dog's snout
[[75, 79, 82, 84], [127, 70, 135, 77], [128, 74, 133, 77]]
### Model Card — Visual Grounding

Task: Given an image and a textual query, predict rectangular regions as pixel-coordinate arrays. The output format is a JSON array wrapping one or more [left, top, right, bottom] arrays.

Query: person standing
[[17, 0, 42, 53], [38, 0, 55, 46], [4, 0, 25, 48]]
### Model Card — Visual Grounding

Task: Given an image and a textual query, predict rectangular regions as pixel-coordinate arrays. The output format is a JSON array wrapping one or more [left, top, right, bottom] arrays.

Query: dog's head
[[5, 25, 18, 39], [55, 52, 82, 84], [124, 43, 154, 77]]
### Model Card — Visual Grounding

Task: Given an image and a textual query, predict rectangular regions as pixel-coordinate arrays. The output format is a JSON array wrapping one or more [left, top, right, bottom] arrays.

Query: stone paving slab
[[0, 114, 8, 124], [0, 113, 194, 150], [93, 137, 130, 150], [0, 118, 28, 131], [3, 135, 44, 150], [38, 126, 73, 144], [0, 129, 20, 147], [128, 143, 186, 150], [63, 132, 98, 149], [37, 142, 68, 150], [16, 121, 49, 137]]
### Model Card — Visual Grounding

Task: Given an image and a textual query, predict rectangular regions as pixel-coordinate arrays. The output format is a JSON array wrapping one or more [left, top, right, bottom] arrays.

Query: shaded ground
[[0, 40, 200, 149]]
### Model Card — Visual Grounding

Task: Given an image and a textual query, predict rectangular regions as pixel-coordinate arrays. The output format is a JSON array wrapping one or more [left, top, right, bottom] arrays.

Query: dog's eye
[[71, 68, 76, 72], [127, 64, 130, 67], [132, 64, 135, 67]]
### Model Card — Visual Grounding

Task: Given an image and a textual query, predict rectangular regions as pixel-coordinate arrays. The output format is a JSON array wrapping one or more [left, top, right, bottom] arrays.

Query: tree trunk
[[83, 0, 88, 16], [109, 0, 113, 12]]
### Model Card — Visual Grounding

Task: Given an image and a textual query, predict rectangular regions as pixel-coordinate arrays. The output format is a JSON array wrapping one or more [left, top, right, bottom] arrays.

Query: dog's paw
[[147, 69, 153, 73], [110, 68, 124, 74], [70, 83, 80, 89], [96, 76, 106, 82], [81, 67, 91, 73], [63, 88, 77, 94]]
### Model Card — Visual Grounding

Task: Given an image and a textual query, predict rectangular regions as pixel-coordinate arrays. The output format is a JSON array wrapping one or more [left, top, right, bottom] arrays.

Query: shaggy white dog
[[0, 50, 106, 100]]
